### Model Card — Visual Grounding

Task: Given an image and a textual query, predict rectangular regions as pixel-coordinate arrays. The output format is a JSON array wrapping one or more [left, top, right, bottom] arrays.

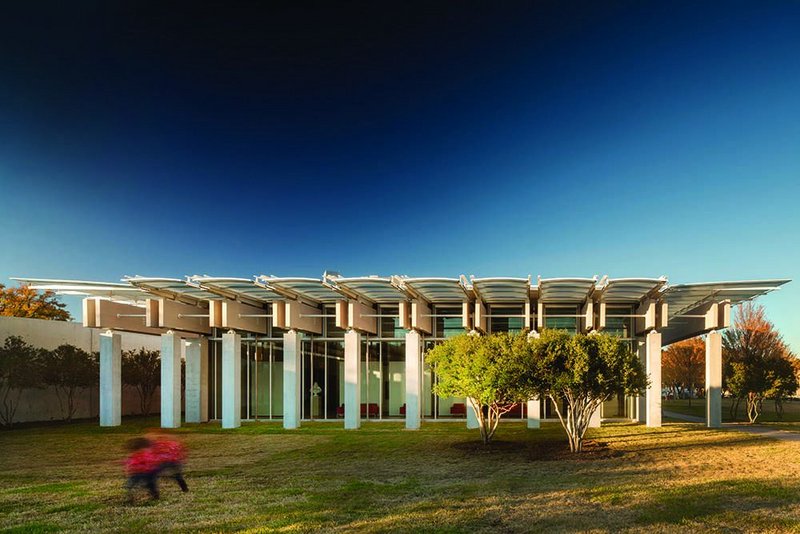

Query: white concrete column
[[589, 404, 602, 428], [221, 330, 241, 429], [526, 398, 540, 429], [405, 330, 421, 430], [706, 330, 722, 428], [160, 331, 182, 428], [466, 398, 479, 429], [282, 330, 301, 429], [645, 330, 662, 427], [185, 338, 208, 423], [344, 329, 361, 429], [636, 340, 646, 423], [99, 330, 121, 427]]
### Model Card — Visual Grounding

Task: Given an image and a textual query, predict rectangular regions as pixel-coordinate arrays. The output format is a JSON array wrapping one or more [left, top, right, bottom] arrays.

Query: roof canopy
[[191, 276, 281, 305], [537, 277, 597, 303], [10, 274, 790, 315], [470, 276, 531, 303], [662, 279, 790, 318]]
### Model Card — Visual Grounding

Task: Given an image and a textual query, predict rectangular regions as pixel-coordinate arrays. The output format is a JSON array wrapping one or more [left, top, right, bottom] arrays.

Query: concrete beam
[[157, 299, 212, 335], [85, 298, 163, 335], [344, 329, 361, 429], [474, 298, 487, 333], [706, 330, 722, 428], [99, 330, 121, 427], [635, 299, 657, 335], [185, 338, 209, 423], [283, 330, 302, 429], [524, 301, 532, 331], [160, 331, 182, 429], [597, 301, 606, 330], [335, 299, 348, 330], [348, 300, 377, 334], [399, 301, 412, 330], [657, 301, 669, 329], [209, 300, 223, 328], [222, 300, 269, 334], [662, 301, 724, 345], [411, 299, 432, 335], [462, 301, 472, 330], [273, 299, 322, 334], [405, 330, 421, 430], [221, 331, 242, 429], [582, 300, 594, 332], [537, 301, 544, 330]]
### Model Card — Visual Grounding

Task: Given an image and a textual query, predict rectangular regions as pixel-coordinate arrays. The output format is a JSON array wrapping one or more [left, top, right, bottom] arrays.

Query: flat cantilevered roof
[[191, 276, 281, 305], [124, 276, 217, 306], [401, 277, 471, 303], [663, 279, 791, 319], [257, 276, 344, 303], [331, 276, 408, 304], [598, 277, 667, 303], [537, 277, 598, 303], [470, 276, 531, 303], [10, 277, 150, 305]]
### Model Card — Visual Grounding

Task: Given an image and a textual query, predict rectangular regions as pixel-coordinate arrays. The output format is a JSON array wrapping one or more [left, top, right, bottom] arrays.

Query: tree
[[662, 338, 705, 405], [0, 284, 72, 321], [723, 302, 797, 424], [0, 336, 43, 426], [122, 348, 161, 416], [425, 332, 537, 445], [40, 344, 99, 421], [530, 329, 647, 453]]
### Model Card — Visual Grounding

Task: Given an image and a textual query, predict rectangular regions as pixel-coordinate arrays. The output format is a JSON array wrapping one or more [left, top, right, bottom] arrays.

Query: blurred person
[[123, 437, 160, 503]]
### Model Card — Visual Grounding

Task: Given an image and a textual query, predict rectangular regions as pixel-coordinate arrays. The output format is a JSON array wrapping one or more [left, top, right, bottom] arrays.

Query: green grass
[[664, 397, 800, 423], [2, 418, 800, 532]]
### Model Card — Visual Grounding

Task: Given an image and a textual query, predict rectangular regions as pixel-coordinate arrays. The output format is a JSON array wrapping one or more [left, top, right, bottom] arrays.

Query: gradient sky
[[0, 2, 798, 349]]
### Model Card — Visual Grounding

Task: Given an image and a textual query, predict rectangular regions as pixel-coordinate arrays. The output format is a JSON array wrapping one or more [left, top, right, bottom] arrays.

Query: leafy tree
[[0, 284, 72, 321], [530, 329, 647, 453], [122, 348, 161, 416], [425, 332, 537, 445], [662, 338, 705, 406], [40, 344, 99, 421], [723, 302, 797, 424], [0, 336, 43, 426]]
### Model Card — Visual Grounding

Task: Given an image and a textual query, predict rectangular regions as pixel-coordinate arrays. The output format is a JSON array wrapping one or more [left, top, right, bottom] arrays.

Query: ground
[[2, 419, 800, 533], [664, 397, 800, 424]]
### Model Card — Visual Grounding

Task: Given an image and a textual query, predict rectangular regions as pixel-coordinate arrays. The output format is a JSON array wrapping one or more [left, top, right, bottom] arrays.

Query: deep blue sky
[[1, 2, 798, 349]]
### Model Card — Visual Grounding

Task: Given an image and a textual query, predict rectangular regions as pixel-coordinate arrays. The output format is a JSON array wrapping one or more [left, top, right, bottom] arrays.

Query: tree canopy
[[40, 344, 98, 421], [662, 337, 705, 405], [0, 284, 72, 321], [530, 329, 647, 452], [0, 336, 43, 426], [426, 331, 537, 444], [723, 302, 798, 423], [122, 348, 161, 416]]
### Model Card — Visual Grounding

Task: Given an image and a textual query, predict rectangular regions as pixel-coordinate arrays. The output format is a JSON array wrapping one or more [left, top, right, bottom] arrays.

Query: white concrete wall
[[0, 316, 161, 423]]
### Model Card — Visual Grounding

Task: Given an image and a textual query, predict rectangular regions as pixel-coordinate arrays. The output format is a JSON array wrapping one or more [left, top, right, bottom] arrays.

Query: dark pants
[[125, 472, 159, 500], [157, 462, 188, 492]]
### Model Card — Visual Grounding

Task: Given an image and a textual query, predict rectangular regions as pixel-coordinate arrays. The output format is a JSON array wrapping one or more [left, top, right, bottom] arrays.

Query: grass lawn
[[2, 419, 800, 532], [663, 397, 800, 423]]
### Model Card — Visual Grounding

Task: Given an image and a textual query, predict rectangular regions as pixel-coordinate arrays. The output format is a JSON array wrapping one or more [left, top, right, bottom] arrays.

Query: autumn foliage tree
[[662, 338, 705, 406], [0, 284, 72, 321], [723, 302, 798, 423]]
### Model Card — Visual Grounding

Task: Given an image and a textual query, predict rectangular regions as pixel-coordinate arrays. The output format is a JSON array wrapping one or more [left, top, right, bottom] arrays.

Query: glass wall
[[423, 305, 467, 419], [601, 304, 635, 419], [544, 305, 578, 333], [488, 305, 525, 334]]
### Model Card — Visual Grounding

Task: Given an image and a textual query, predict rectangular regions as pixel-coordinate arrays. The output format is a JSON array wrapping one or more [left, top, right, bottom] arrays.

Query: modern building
[[13, 274, 790, 431]]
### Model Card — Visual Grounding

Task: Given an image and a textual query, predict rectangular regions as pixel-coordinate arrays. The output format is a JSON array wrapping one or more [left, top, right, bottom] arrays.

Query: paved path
[[663, 410, 800, 442]]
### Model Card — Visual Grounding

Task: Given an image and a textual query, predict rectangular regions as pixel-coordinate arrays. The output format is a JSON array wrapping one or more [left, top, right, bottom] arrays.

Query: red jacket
[[125, 448, 160, 475], [151, 439, 187, 465]]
